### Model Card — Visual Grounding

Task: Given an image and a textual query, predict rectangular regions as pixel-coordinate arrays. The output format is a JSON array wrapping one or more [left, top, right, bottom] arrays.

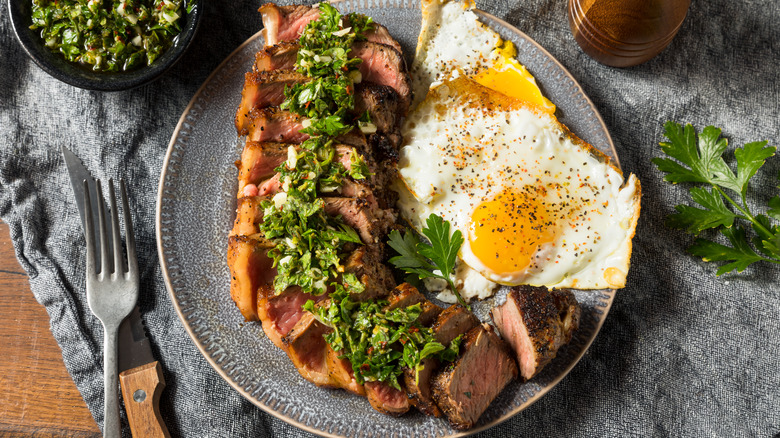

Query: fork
[[84, 179, 139, 438]]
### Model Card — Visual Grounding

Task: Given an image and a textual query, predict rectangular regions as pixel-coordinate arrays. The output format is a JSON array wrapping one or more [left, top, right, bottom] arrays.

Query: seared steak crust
[[431, 325, 518, 430], [404, 304, 480, 417], [236, 70, 308, 135], [491, 286, 581, 381]]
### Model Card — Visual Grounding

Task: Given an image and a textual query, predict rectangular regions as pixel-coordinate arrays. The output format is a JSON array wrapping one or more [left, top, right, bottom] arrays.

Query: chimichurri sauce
[[29, 0, 193, 72]]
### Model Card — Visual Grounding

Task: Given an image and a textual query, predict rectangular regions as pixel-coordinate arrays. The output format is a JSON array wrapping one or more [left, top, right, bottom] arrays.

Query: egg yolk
[[474, 57, 556, 114], [468, 189, 556, 275]]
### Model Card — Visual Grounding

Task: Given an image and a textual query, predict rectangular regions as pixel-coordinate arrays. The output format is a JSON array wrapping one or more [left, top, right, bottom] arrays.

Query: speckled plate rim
[[156, 3, 618, 436]]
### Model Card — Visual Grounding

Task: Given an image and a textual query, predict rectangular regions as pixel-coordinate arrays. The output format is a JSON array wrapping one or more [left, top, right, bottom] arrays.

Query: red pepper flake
[[360, 363, 370, 371]]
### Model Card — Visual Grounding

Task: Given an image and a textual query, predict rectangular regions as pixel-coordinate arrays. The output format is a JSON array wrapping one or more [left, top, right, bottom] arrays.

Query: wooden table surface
[[0, 219, 101, 437]]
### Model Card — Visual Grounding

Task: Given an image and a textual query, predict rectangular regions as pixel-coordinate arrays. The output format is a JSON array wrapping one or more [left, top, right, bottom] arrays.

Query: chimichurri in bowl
[[8, 0, 201, 91]]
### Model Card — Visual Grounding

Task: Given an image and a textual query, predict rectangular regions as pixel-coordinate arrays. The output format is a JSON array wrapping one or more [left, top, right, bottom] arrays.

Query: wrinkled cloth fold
[[1, 0, 778, 436]]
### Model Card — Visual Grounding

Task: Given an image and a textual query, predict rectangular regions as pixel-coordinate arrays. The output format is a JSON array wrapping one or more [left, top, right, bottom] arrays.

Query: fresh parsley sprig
[[652, 121, 780, 275], [387, 214, 469, 307]]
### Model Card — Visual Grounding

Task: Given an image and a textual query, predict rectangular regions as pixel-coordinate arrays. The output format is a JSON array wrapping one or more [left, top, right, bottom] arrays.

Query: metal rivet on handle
[[133, 389, 147, 403]]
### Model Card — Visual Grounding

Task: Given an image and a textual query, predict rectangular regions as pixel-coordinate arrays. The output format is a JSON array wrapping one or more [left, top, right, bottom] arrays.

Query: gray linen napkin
[[1, 0, 778, 436]]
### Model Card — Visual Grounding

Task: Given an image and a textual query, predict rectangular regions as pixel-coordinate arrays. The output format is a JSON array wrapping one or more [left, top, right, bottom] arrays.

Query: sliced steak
[[251, 165, 387, 213], [416, 301, 444, 327], [258, 3, 402, 53], [231, 195, 271, 237], [233, 194, 394, 245], [249, 40, 410, 115], [245, 108, 309, 143], [431, 325, 518, 430], [326, 344, 366, 396], [343, 244, 395, 302], [235, 141, 289, 196], [352, 42, 411, 115], [384, 283, 425, 310], [365, 381, 410, 416], [282, 312, 338, 388], [255, 41, 300, 72], [432, 304, 480, 346], [323, 197, 395, 245], [227, 236, 276, 321], [257, 284, 326, 350], [491, 286, 581, 381], [354, 82, 401, 134], [259, 3, 321, 47], [404, 304, 480, 417], [236, 70, 308, 135], [236, 72, 401, 136], [236, 141, 366, 198]]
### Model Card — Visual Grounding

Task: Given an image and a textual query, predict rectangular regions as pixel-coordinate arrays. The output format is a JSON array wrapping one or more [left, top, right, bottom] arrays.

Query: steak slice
[[343, 244, 396, 302], [236, 141, 367, 198], [252, 172, 380, 212], [245, 107, 308, 143], [416, 301, 444, 327], [323, 197, 395, 245], [354, 83, 401, 134], [249, 41, 411, 115], [491, 286, 581, 381], [255, 41, 299, 72], [232, 194, 394, 245], [227, 236, 276, 321], [235, 70, 308, 135], [259, 3, 321, 47], [325, 344, 366, 396], [431, 325, 518, 430], [282, 312, 338, 388], [235, 142, 289, 196], [258, 3, 403, 53], [384, 283, 425, 310], [404, 304, 480, 417], [231, 195, 272, 237], [236, 72, 401, 136], [352, 42, 411, 115], [365, 381, 410, 416], [257, 284, 326, 350]]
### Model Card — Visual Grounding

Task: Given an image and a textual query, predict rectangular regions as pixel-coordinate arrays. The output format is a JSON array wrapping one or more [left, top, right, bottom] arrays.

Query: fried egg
[[397, 77, 641, 297], [410, 0, 555, 113]]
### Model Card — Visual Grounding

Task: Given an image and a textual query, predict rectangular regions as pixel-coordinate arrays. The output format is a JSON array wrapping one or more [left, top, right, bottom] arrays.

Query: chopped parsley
[[29, 0, 191, 72], [259, 3, 372, 295], [304, 274, 462, 390]]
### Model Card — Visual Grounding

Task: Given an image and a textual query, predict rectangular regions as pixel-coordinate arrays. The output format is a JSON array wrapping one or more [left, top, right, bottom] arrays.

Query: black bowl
[[8, 0, 202, 91]]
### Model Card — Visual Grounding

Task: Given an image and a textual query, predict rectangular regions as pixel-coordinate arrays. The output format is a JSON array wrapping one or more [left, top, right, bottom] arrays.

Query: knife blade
[[61, 145, 170, 438]]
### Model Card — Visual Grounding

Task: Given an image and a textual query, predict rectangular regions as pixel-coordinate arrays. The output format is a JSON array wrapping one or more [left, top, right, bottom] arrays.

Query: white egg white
[[410, 0, 499, 108]]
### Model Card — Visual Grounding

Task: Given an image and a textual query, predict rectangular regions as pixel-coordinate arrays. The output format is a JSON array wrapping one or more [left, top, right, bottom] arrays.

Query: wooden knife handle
[[119, 361, 171, 438]]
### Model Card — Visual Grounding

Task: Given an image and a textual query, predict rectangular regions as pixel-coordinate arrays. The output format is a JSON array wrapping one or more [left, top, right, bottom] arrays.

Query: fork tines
[[83, 178, 137, 277]]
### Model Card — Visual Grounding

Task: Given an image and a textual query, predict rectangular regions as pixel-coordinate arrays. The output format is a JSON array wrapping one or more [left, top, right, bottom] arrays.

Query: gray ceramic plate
[[157, 1, 617, 436]]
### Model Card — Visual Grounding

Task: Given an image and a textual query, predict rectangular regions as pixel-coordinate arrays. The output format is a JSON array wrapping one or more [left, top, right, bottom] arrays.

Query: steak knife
[[62, 145, 170, 438]]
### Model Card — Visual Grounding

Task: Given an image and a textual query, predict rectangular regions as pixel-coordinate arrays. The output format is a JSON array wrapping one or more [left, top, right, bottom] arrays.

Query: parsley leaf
[[654, 121, 780, 274], [388, 214, 469, 307]]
